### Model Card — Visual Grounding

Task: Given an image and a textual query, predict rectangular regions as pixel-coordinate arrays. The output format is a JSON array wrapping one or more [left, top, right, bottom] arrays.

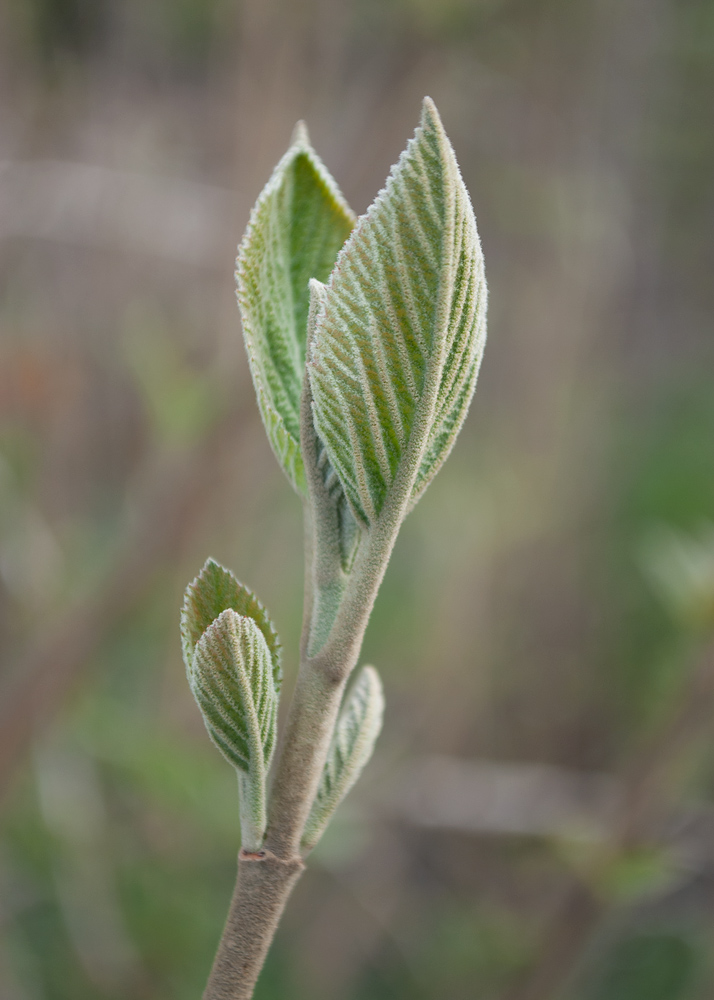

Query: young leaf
[[236, 124, 356, 494], [181, 558, 281, 691], [301, 665, 384, 851], [189, 609, 278, 850], [309, 97, 487, 526]]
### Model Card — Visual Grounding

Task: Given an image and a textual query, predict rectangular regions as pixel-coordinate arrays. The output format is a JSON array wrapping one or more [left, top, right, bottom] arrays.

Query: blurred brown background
[[1, 0, 714, 998]]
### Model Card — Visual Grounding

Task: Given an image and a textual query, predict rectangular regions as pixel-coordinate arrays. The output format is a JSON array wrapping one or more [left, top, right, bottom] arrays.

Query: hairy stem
[[266, 663, 348, 856], [201, 664, 343, 999], [202, 293, 437, 996], [202, 518, 399, 999], [202, 851, 304, 1000]]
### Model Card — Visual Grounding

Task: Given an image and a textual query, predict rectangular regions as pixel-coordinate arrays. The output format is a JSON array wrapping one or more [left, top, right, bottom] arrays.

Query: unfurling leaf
[[309, 97, 487, 526], [181, 558, 281, 691], [236, 124, 355, 494], [302, 665, 384, 850], [181, 560, 282, 849], [189, 610, 278, 850]]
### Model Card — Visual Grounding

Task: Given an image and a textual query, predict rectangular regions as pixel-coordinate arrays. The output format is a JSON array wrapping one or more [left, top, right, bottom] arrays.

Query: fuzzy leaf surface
[[236, 125, 355, 493], [309, 98, 487, 525], [306, 279, 360, 574], [189, 609, 278, 848], [302, 665, 384, 850], [189, 609, 277, 774], [181, 558, 281, 691]]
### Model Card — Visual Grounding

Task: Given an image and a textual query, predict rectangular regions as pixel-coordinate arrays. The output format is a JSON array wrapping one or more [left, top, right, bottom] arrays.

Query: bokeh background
[[1, 0, 714, 997]]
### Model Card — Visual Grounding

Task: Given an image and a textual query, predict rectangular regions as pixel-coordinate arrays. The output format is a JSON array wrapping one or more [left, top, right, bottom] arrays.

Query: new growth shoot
[[180, 97, 487, 999]]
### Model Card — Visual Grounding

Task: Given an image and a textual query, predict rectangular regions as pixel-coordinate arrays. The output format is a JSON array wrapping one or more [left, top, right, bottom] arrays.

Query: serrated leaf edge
[[181, 557, 282, 693]]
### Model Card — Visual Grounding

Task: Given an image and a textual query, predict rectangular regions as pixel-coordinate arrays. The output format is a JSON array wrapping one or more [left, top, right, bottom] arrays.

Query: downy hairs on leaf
[[183, 97, 487, 1000], [182, 561, 282, 851]]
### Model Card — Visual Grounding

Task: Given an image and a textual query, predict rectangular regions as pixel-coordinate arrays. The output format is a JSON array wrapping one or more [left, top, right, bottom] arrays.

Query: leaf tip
[[356, 664, 385, 729], [195, 605, 239, 651], [186, 556, 231, 605], [360, 662, 383, 693], [199, 555, 222, 578], [420, 95, 443, 133], [291, 119, 311, 147]]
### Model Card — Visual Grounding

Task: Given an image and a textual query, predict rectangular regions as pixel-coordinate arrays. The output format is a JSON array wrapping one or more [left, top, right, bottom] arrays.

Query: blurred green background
[[1, 0, 713, 997]]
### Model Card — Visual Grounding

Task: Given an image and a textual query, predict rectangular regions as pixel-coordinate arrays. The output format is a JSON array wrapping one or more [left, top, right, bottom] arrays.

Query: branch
[[201, 376, 408, 998], [201, 851, 304, 1000]]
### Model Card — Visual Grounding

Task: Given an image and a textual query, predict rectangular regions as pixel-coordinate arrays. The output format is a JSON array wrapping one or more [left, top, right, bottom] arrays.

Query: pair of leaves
[[181, 559, 281, 850], [181, 560, 383, 851], [237, 98, 487, 529]]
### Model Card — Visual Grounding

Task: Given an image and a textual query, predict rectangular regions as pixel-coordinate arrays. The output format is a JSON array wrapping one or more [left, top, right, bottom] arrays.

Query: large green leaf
[[302, 665, 384, 850], [308, 98, 487, 525], [181, 558, 281, 691], [189, 609, 278, 850], [236, 123, 355, 494]]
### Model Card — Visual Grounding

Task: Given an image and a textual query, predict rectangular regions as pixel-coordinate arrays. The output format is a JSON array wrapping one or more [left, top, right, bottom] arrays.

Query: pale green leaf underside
[[236, 126, 355, 494], [302, 665, 384, 850], [181, 558, 281, 692], [190, 609, 278, 849], [309, 98, 487, 525]]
